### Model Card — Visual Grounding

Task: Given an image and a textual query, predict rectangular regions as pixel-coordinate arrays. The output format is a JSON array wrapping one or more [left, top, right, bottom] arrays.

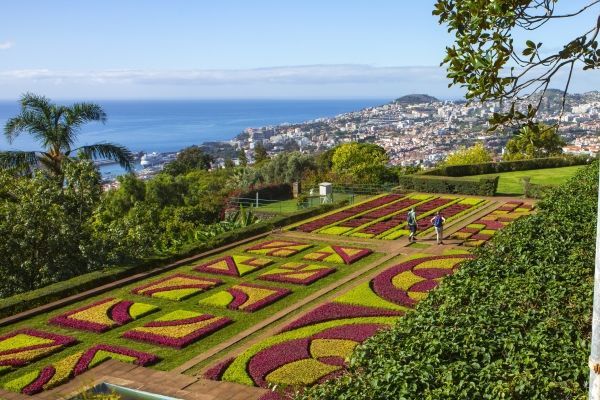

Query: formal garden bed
[[0, 237, 380, 395], [291, 193, 490, 240], [206, 251, 474, 398]]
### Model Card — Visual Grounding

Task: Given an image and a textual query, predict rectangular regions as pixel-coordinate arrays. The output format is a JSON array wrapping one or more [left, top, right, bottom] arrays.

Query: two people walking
[[406, 208, 446, 245]]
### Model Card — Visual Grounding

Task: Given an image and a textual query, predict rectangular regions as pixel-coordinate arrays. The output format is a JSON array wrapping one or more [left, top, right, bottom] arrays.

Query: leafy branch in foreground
[[434, 0, 600, 129]]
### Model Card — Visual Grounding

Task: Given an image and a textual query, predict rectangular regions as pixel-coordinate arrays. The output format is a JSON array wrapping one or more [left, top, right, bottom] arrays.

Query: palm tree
[[1, 93, 134, 177]]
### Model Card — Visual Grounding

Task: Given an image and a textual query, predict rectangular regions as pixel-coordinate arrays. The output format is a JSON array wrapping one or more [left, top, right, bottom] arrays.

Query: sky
[[1, 0, 599, 100]]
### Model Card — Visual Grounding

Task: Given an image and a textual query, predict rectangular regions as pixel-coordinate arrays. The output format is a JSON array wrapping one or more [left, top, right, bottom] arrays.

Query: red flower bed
[[0, 329, 77, 369], [294, 194, 404, 232]]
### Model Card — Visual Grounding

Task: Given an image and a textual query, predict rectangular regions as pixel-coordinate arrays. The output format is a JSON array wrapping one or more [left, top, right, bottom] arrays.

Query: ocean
[[0, 99, 388, 179], [0, 99, 388, 153]]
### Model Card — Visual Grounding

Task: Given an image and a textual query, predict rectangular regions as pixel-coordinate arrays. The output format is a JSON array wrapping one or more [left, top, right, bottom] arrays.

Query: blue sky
[[1, 0, 599, 99]]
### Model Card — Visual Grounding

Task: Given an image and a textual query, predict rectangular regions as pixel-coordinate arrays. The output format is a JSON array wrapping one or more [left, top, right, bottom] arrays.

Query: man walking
[[430, 211, 446, 245], [407, 208, 417, 242]]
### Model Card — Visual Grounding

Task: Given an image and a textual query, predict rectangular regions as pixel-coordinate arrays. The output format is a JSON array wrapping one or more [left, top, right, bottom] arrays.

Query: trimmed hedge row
[[235, 183, 293, 201], [396, 175, 499, 196], [420, 156, 591, 177], [298, 161, 598, 400], [0, 200, 346, 320]]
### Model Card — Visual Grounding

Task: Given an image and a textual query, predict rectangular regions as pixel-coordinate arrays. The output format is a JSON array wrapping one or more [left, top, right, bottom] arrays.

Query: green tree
[[0, 160, 103, 297], [434, 0, 600, 129], [253, 143, 269, 164], [503, 124, 566, 160], [442, 142, 494, 166], [163, 145, 213, 176], [258, 152, 317, 183], [331, 143, 390, 184], [1, 93, 133, 178], [224, 158, 235, 169], [238, 148, 248, 167]]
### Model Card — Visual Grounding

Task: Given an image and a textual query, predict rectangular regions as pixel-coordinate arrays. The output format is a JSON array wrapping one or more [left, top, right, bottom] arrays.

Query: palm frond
[[74, 143, 134, 171], [0, 151, 39, 173]]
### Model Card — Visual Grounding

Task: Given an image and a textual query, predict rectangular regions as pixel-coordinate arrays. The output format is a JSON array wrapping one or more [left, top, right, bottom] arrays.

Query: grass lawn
[[253, 193, 371, 214], [465, 165, 585, 195], [0, 237, 381, 392]]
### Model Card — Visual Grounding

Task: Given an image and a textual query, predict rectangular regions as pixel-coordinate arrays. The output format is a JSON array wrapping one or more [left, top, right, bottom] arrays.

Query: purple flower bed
[[122, 315, 233, 348], [248, 338, 311, 387], [22, 366, 55, 395], [131, 273, 222, 297], [49, 298, 119, 333], [0, 329, 78, 368], [227, 283, 291, 312], [294, 194, 404, 232], [470, 233, 493, 241], [203, 357, 234, 380], [73, 344, 159, 375], [282, 302, 403, 332], [258, 266, 335, 285], [371, 255, 475, 307]]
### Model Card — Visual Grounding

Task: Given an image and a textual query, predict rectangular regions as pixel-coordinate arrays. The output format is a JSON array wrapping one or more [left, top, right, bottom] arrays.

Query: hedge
[[420, 156, 591, 177], [298, 161, 598, 400], [235, 183, 293, 201], [0, 200, 347, 321], [396, 175, 499, 196]]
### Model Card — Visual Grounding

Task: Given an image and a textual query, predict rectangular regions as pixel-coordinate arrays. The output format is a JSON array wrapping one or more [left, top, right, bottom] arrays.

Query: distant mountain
[[394, 94, 439, 104]]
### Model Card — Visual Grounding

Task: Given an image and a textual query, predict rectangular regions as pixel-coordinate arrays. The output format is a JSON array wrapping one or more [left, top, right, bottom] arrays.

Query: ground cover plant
[[194, 255, 274, 277], [245, 240, 313, 258], [207, 252, 474, 397], [131, 274, 223, 301], [0, 330, 77, 374], [258, 262, 336, 285], [291, 194, 405, 233], [302, 246, 372, 265], [3, 344, 158, 395], [198, 283, 291, 312], [122, 310, 232, 348], [298, 161, 598, 400], [0, 236, 379, 394], [49, 298, 159, 333], [451, 201, 535, 247]]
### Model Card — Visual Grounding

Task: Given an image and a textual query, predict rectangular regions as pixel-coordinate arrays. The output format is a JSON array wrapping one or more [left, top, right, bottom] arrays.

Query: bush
[[397, 175, 499, 196], [0, 200, 346, 320], [298, 161, 598, 400], [421, 156, 591, 177], [234, 183, 293, 202]]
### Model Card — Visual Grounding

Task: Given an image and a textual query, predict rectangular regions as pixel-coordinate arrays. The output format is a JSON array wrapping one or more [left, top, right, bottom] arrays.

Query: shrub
[[298, 161, 598, 400], [397, 175, 499, 196], [421, 155, 590, 177]]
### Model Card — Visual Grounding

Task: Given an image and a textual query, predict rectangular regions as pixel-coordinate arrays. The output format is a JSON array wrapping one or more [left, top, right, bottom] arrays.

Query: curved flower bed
[[302, 246, 372, 265], [199, 283, 291, 312], [258, 262, 336, 285], [2, 344, 158, 395], [245, 240, 312, 258], [0, 330, 77, 372], [194, 255, 273, 277], [122, 310, 232, 348], [207, 254, 473, 396], [131, 273, 223, 301], [49, 298, 159, 333]]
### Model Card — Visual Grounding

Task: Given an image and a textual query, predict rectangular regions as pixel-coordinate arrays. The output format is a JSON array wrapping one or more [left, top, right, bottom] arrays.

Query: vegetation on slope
[[298, 161, 598, 399]]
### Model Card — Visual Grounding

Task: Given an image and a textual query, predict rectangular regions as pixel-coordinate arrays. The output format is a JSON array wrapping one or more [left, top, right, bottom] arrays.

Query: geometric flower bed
[[208, 253, 474, 394], [49, 298, 159, 333], [194, 255, 274, 277], [293, 194, 405, 233], [198, 283, 291, 312], [245, 240, 313, 258], [122, 310, 232, 348], [303, 246, 372, 265], [451, 201, 535, 247], [258, 262, 336, 285], [0, 330, 77, 373], [2, 344, 159, 395], [131, 274, 223, 301]]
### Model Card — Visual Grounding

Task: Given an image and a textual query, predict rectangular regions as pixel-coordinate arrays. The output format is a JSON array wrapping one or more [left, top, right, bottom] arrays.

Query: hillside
[[393, 94, 439, 104]]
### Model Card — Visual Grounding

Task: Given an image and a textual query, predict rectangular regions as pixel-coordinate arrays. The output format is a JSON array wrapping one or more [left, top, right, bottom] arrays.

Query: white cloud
[[0, 65, 449, 86], [0, 41, 14, 50]]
